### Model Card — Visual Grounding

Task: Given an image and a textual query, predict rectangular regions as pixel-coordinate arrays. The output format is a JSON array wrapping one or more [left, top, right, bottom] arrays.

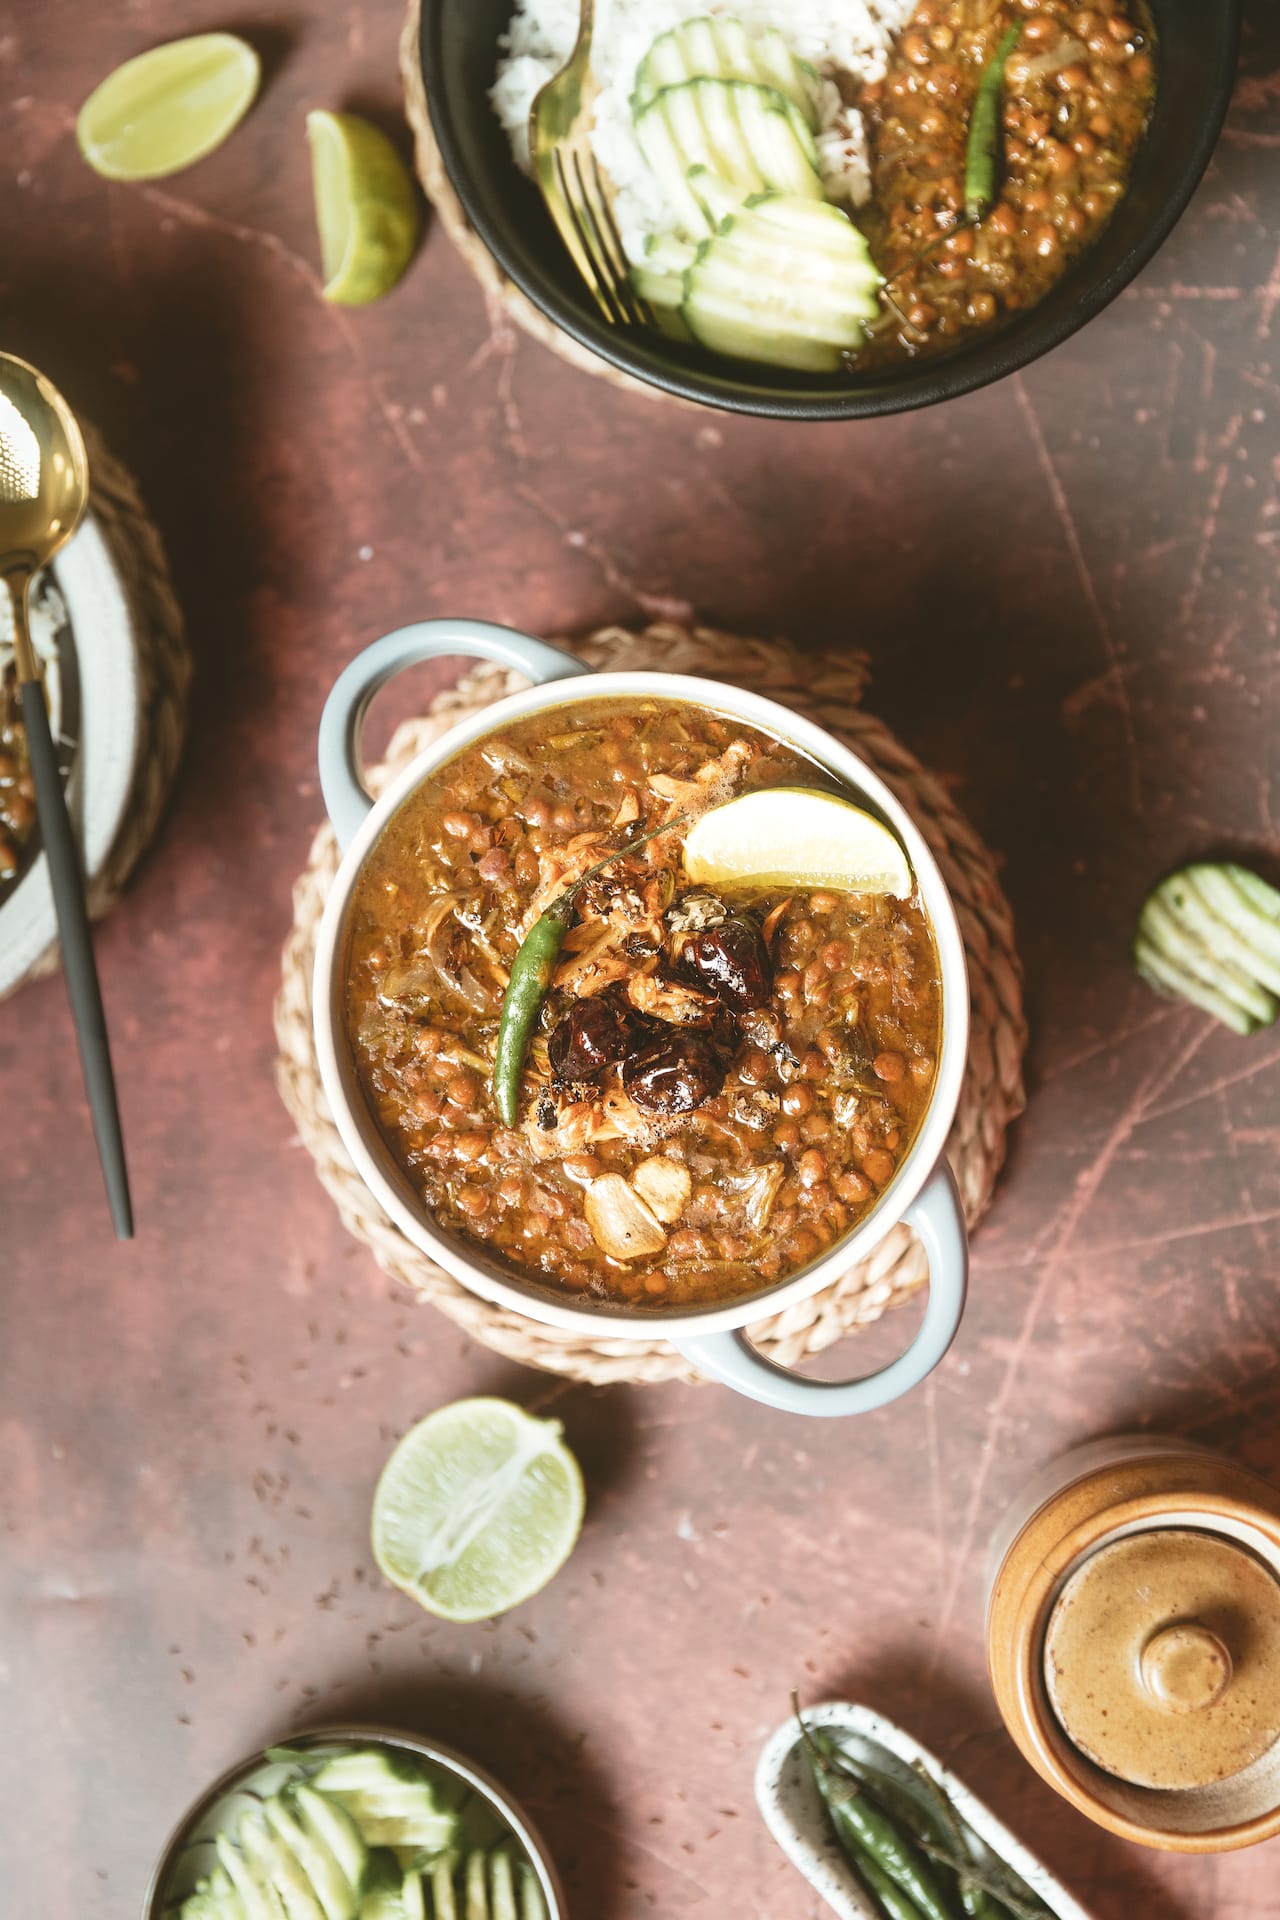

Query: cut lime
[[371, 1399, 584, 1622], [76, 33, 260, 181], [306, 110, 421, 306], [683, 787, 914, 895]]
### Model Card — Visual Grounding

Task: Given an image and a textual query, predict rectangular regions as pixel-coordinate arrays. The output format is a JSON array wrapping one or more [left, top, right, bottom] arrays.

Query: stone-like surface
[[2, 5, 1278, 1916]]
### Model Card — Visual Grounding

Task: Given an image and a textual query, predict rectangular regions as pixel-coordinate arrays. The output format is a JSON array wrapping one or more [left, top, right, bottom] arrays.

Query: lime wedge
[[306, 110, 421, 305], [371, 1399, 584, 1622], [682, 787, 914, 895], [76, 33, 260, 181]]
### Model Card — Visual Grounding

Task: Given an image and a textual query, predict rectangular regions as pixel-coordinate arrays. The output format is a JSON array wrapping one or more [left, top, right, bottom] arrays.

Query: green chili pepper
[[794, 1708, 959, 1920], [914, 1843, 1048, 1920], [842, 1763, 979, 1918], [904, 1765, 1004, 1920], [964, 24, 1023, 224], [832, 1748, 1042, 1920], [851, 1845, 931, 1920], [492, 891, 577, 1125], [491, 812, 686, 1125]]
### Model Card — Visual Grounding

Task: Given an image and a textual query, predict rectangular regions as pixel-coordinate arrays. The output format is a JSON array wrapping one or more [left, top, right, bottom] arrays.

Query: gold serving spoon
[[0, 352, 133, 1237]]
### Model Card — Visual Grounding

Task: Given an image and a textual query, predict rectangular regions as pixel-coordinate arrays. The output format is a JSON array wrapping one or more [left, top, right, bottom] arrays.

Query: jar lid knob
[[1140, 1623, 1233, 1713], [1043, 1529, 1280, 1789]]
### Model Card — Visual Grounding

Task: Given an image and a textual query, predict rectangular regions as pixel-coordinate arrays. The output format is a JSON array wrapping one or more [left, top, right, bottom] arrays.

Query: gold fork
[[529, 0, 653, 327]]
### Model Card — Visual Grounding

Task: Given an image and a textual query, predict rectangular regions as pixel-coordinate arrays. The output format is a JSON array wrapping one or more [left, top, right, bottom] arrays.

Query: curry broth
[[344, 697, 942, 1308]]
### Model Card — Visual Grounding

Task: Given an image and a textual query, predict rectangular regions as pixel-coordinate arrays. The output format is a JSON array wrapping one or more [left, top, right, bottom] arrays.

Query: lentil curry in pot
[[344, 699, 942, 1309]]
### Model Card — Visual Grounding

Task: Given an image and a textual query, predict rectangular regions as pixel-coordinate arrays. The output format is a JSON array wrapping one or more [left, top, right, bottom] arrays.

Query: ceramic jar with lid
[[986, 1435, 1280, 1852]]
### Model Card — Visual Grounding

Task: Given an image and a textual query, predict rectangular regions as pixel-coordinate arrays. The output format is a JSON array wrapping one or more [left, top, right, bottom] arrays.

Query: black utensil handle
[[20, 680, 134, 1239]]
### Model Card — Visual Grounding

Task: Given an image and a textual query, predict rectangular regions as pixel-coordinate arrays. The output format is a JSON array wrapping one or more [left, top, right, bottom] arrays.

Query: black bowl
[[421, 0, 1240, 419]]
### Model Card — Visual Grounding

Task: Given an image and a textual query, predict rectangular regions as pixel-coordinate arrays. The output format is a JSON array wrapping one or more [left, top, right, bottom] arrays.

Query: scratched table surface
[[3, 3, 1280, 1915]]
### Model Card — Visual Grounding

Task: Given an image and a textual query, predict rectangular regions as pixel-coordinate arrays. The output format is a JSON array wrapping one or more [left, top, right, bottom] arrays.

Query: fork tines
[[553, 146, 654, 329]]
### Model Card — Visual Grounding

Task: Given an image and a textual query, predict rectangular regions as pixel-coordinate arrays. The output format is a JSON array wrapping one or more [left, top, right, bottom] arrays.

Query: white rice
[[491, 0, 918, 263]]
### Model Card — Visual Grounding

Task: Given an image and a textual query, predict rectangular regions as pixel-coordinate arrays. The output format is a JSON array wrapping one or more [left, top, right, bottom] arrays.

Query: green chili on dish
[[903, 1763, 1004, 1920], [964, 24, 1023, 224], [491, 813, 685, 1126], [794, 1707, 960, 1920], [851, 1846, 931, 1920]]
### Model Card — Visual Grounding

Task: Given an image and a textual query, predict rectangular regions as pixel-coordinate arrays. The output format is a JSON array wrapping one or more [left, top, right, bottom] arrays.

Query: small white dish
[[755, 1700, 1093, 1920], [0, 515, 143, 995]]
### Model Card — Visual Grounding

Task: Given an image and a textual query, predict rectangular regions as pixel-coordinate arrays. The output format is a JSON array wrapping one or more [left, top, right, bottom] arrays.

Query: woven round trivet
[[275, 623, 1026, 1386], [5, 422, 190, 994], [400, 0, 666, 401]]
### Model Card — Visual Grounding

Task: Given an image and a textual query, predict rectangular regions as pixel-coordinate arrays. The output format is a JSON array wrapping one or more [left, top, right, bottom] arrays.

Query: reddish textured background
[[3, 3, 1280, 1915]]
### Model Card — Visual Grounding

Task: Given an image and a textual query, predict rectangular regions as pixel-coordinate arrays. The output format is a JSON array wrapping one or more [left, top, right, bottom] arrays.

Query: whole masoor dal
[[344, 698, 942, 1309]]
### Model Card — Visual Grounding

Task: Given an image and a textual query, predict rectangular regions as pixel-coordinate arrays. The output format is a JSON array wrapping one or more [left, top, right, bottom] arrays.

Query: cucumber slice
[[633, 19, 695, 99], [631, 268, 694, 339], [398, 1871, 424, 1920], [1142, 896, 1273, 1025], [356, 1851, 408, 1920], [464, 1851, 489, 1920], [242, 1808, 326, 1920], [632, 231, 696, 340], [1231, 865, 1280, 925], [665, 79, 765, 195], [634, 79, 819, 237], [215, 1832, 281, 1920], [706, 200, 880, 303], [182, 1884, 239, 1920], [686, 164, 743, 230], [311, 1753, 425, 1796], [267, 1791, 361, 1920], [312, 1752, 458, 1853], [749, 26, 821, 128], [683, 193, 880, 371], [633, 233, 693, 305], [675, 16, 722, 88], [1191, 865, 1280, 975], [489, 1851, 518, 1920], [291, 1785, 368, 1914], [633, 95, 707, 235], [184, 1867, 249, 1920], [515, 1866, 547, 1920], [1136, 864, 1280, 1034], [739, 191, 882, 275], [429, 1854, 460, 1920], [632, 17, 819, 128]]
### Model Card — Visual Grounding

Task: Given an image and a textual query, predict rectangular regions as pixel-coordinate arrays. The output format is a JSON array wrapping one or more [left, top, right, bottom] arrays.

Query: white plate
[[0, 512, 143, 995], [756, 1701, 1093, 1920]]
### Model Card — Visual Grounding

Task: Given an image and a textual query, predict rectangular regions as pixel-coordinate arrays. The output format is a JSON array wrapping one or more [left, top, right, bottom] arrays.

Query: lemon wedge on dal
[[682, 788, 914, 895], [76, 33, 260, 181]]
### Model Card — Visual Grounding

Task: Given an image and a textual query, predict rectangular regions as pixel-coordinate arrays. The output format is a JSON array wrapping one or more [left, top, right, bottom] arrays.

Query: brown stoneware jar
[[986, 1436, 1280, 1852]]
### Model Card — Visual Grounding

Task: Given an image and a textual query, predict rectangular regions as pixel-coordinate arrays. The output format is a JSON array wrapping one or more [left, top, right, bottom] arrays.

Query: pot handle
[[319, 619, 592, 851], [672, 1161, 968, 1417]]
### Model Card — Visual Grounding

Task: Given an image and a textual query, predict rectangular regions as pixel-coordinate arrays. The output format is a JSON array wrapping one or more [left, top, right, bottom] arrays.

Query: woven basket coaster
[[399, 0, 668, 400], [7, 421, 191, 994], [274, 622, 1026, 1387]]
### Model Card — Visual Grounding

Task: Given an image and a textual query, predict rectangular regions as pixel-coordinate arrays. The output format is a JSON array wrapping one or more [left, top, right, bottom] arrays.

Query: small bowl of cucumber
[[144, 1726, 564, 1920]]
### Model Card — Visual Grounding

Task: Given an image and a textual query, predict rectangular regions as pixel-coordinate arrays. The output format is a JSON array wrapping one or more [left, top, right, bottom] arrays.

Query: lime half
[[77, 33, 260, 181], [306, 110, 421, 305], [683, 787, 914, 895], [372, 1399, 585, 1622]]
